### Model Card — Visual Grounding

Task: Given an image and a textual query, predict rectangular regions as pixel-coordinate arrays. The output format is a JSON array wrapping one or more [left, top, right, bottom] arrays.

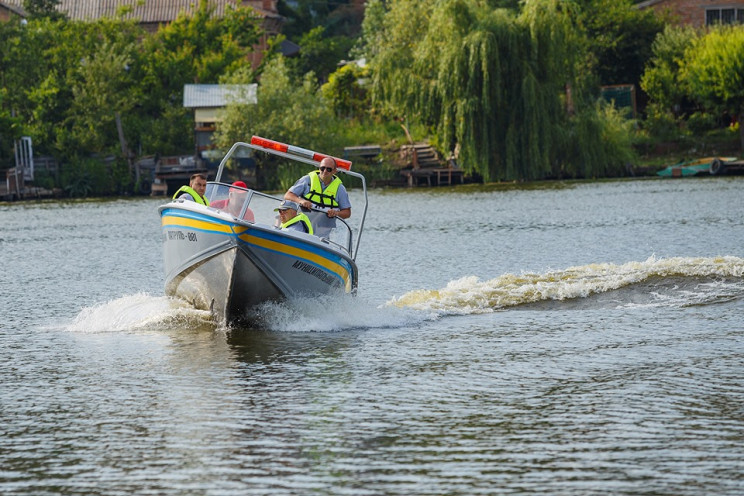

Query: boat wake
[[243, 295, 428, 332], [63, 292, 428, 334], [387, 256, 744, 315], [64, 293, 214, 334], [64, 256, 744, 333]]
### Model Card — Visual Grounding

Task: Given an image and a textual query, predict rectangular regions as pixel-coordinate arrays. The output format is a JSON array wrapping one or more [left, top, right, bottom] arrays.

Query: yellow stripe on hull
[[161, 214, 234, 234], [237, 231, 351, 291], [162, 213, 352, 292]]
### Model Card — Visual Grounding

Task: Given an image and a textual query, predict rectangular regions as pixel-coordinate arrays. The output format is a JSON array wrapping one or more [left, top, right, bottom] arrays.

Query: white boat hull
[[160, 203, 357, 324]]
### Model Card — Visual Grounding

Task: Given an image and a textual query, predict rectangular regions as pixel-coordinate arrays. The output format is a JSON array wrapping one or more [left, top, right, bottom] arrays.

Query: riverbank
[[2, 143, 741, 202]]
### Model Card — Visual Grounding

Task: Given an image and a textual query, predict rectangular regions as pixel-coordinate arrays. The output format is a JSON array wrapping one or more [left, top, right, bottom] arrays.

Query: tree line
[[1, 0, 743, 195]]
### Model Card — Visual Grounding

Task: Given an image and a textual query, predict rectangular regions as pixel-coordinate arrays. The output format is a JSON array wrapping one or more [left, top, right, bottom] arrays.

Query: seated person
[[211, 181, 254, 221], [274, 200, 313, 234], [173, 173, 209, 205]]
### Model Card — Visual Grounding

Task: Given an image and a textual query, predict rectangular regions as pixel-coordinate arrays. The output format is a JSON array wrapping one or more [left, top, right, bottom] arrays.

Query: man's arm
[[330, 208, 351, 219], [284, 190, 311, 209], [284, 176, 313, 209], [331, 185, 351, 219]]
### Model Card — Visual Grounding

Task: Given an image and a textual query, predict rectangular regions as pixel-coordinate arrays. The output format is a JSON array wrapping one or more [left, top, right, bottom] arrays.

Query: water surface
[[1, 177, 743, 495]]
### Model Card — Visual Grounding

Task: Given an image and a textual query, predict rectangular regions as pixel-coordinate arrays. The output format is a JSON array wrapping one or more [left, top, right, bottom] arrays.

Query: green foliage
[[274, 161, 312, 192], [278, 0, 365, 40], [361, 0, 634, 181], [215, 59, 341, 189], [23, 0, 65, 20], [215, 58, 337, 153], [594, 102, 638, 174], [222, 4, 263, 47], [0, 88, 23, 167], [321, 63, 371, 118], [137, 0, 260, 117], [137, 105, 194, 156], [642, 103, 681, 141], [0, 16, 145, 162], [32, 170, 57, 190], [640, 25, 697, 114], [130, 0, 262, 159], [686, 111, 718, 134], [0, 1, 263, 191], [681, 26, 744, 113], [61, 156, 129, 198], [352, 0, 386, 61], [577, 0, 665, 86], [67, 41, 136, 155], [286, 26, 355, 82], [641, 25, 744, 150]]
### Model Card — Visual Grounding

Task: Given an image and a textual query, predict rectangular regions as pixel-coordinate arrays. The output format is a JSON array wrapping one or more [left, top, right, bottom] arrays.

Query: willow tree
[[364, 0, 633, 181]]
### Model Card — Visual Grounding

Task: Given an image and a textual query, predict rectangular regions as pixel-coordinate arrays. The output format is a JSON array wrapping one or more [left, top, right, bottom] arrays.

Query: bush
[[60, 156, 130, 197], [685, 111, 717, 134], [642, 104, 681, 141]]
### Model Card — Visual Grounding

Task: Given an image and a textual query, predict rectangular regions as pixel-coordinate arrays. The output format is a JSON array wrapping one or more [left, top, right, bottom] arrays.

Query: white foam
[[249, 295, 431, 332], [64, 293, 213, 333], [387, 256, 744, 315], [60, 257, 744, 332]]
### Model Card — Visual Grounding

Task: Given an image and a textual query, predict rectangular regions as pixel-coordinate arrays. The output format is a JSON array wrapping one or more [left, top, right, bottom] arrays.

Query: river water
[[1, 177, 743, 495]]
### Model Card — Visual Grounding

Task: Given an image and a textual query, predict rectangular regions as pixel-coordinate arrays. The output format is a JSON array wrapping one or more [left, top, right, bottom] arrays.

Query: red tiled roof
[[1, 1, 279, 22]]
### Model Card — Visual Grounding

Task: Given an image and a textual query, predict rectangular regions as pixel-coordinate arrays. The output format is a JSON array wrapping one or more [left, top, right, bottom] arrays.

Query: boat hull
[[657, 157, 737, 177], [160, 204, 357, 324]]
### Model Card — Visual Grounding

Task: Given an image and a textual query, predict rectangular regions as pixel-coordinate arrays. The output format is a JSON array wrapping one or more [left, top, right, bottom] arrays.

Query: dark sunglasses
[[319, 166, 335, 172]]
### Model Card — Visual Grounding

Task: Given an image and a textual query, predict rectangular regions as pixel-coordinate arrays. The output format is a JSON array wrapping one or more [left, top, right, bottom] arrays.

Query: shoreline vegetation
[[2, 120, 743, 203], [3, 145, 742, 205], [2, 1, 743, 200]]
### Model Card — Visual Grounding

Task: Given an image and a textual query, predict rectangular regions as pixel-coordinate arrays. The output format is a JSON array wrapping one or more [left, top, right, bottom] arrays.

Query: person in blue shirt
[[284, 157, 351, 219]]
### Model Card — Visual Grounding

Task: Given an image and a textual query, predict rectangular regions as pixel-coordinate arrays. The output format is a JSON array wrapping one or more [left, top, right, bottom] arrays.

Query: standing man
[[173, 173, 209, 205], [284, 157, 351, 219]]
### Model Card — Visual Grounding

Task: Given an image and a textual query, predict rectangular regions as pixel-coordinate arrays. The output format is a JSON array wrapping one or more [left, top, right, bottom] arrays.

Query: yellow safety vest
[[173, 185, 209, 206], [303, 170, 340, 208], [281, 213, 313, 235]]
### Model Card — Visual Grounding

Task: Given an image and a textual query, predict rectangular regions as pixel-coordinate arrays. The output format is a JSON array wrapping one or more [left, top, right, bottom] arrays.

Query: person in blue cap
[[274, 200, 313, 234]]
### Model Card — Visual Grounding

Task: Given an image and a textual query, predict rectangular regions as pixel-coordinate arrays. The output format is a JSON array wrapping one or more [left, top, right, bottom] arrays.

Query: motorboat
[[159, 136, 368, 324], [656, 156, 738, 177]]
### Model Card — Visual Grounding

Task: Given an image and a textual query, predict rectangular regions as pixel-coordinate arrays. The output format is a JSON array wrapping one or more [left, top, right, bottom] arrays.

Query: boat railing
[[205, 181, 353, 254], [305, 210, 353, 253], [211, 137, 368, 261]]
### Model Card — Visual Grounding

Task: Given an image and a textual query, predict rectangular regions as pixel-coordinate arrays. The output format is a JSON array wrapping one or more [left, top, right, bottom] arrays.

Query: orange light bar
[[313, 153, 352, 171], [250, 136, 352, 171], [250, 136, 287, 153]]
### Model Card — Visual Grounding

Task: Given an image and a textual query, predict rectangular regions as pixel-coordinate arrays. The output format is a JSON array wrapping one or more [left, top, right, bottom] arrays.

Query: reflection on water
[[2, 180, 744, 495]]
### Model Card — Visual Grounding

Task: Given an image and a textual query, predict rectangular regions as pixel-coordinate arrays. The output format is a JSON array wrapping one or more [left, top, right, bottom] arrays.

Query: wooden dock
[[398, 143, 464, 187], [139, 155, 212, 197], [343, 145, 382, 163], [401, 166, 464, 187]]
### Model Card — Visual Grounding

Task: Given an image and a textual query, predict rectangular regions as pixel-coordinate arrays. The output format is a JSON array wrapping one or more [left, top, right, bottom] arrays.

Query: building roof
[[280, 38, 300, 57], [635, 0, 664, 8], [1, 1, 280, 23], [183, 84, 257, 108], [0, 1, 26, 16]]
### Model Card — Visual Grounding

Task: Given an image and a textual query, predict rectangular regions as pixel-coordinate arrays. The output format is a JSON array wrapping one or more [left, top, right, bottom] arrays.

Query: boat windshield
[[205, 138, 367, 261], [205, 182, 353, 254]]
